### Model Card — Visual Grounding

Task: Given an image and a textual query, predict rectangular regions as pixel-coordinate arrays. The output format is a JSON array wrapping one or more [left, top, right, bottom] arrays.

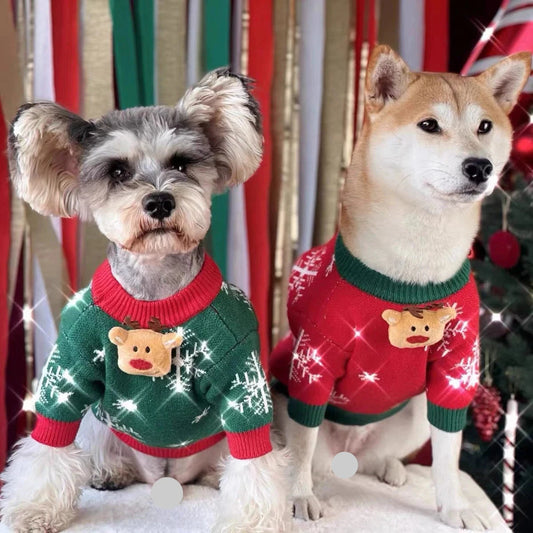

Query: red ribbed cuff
[[32, 414, 80, 447], [226, 424, 272, 459]]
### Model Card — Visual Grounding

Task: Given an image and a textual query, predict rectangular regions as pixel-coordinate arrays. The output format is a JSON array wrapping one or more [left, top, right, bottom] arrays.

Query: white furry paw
[[377, 456, 407, 487], [439, 506, 490, 530], [1, 502, 76, 533], [292, 494, 322, 521]]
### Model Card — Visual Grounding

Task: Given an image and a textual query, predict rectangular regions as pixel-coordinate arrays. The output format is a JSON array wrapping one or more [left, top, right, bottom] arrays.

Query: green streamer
[[133, 0, 155, 105], [202, 0, 231, 277], [109, 0, 141, 109]]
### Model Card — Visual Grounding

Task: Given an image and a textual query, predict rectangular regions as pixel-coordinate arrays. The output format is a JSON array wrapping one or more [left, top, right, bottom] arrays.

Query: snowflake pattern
[[289, 332, 323, 385], [166, 334, 208, 394], [92, 347, 105, 363], [228, 351, 272, 416], [289, 248, 327, 302], [433, 302, 469, 358], [37, 344, 79, 406], [325, 254, 335, 276], [358, 371, 380, 383], [192, 406, 211, 424], [446, 355, 479, 390], [94, 403, 143, 440], [221, 282, 253, 311]]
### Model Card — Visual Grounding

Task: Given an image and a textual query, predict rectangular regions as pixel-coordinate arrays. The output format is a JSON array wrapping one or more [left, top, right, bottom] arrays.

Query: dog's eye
[[417, 119, 441, 134], [169, 155, 187, 173], [478, 120, 492, 134], [109, 163, 132, 182]]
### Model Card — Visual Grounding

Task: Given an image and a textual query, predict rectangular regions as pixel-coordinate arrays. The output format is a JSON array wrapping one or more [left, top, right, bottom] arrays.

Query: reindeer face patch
[[381, 304, 456, 349], [108, 317, 183, 377]]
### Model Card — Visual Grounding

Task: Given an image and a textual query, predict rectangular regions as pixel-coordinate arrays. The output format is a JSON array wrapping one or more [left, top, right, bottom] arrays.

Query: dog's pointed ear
[[476, 52, 532, 114], [365, 45, 412, 115], [8, 102, 97, 217], [176, 68, 263, 191]]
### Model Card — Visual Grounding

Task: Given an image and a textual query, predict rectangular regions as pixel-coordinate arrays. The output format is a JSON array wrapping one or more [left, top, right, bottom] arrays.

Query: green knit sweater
[[32, 255, 273, 459]]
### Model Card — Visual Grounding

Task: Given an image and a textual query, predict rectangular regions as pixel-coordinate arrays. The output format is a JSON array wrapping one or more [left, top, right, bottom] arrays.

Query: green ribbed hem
[[335, 235, 471, 304], [288, 397, 328, 428], [427, 401, 468, 432], [325, 400, 409, 426]]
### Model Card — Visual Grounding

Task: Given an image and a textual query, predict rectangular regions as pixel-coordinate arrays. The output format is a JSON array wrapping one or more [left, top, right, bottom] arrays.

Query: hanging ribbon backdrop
[[2, 0, 531, 474]]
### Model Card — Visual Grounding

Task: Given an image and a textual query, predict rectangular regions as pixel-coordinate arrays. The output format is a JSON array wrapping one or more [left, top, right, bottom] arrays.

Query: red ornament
[[471, 385, 502, 442], [488, 231, 520, 269]]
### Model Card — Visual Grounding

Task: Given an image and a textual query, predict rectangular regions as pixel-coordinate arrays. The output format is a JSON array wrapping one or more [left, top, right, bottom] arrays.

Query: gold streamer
[[313, 0, 352, 246], [80, 0, 114, 288], [157, 0, 187, 104], [270, 0, 299, 345]]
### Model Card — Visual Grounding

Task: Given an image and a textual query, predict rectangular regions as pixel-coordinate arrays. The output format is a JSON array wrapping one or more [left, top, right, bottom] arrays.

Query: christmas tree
[[461, 174, 533, 533]]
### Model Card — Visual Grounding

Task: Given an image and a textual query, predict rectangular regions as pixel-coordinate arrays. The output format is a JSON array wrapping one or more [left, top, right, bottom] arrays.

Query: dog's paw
[[1, 503, 75, 533], [90, 469, 136, 491], [293, 494, 322, 521], [439, 506, 490, 530], [377, 456, 407, 487]]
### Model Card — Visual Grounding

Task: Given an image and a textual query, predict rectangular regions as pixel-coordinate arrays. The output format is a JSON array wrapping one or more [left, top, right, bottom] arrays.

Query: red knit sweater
[[270, 236, 480, 432]]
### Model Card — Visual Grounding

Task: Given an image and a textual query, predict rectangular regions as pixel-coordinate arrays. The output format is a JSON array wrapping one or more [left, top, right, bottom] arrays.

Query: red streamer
[[424, 0, 449, 71], [52, 0, 80, 291], [246, 0, 274, 369]]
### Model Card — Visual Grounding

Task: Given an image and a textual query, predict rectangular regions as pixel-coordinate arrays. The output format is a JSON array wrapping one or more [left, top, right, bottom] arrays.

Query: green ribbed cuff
[[288, 397, 327, 428], [427, 401, 468, 432]]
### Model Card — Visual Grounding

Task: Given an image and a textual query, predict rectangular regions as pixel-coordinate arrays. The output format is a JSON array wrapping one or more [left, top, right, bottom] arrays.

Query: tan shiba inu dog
[[273, 45, 531, 530]]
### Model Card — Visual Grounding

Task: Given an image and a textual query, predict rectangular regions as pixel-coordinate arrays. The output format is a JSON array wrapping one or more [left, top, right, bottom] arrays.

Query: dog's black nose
[[462, 158, 493, 184], [142, 192, 176, 220]]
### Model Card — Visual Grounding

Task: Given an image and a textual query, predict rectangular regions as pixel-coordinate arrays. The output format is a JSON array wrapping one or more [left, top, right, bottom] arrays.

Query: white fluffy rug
[[0, 465, 509, 532]]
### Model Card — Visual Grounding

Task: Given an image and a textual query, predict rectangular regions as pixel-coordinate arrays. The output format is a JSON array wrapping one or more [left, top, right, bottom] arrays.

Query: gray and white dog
[[1, 69, 288, 532]]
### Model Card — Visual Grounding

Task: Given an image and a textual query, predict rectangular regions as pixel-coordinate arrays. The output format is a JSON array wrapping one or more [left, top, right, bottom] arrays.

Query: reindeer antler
[[148, 316, 164, 332], [123, 316, 141, 329]]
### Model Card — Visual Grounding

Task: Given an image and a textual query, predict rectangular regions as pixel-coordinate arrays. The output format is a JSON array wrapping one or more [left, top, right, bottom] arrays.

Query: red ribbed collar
[[91, 254, 222, 328]]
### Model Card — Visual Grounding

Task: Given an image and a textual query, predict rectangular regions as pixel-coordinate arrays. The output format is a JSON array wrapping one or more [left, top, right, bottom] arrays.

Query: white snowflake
[[165, 334, 208, 394], [92, 347, 105, 363], [224, 282, 253, 311], [445, 356, 479, 390], [37, 345, 78, 406], [228, 351, 272, 416], [113, 398, 138, 412], [325, 254, 335, 276], [433, 303, 469, 358], [93, 403, 143, 440], [329, 390, 349, 405], [289, 332, 323, 385], [192, 406, 211, 424], [358, 371, 380, 383], [289, 248, 327, 302]]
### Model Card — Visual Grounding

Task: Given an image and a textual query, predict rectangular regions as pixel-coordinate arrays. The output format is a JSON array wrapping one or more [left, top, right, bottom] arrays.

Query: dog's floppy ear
[[176, 68, 263, 191], [8, 102, 96, 217], [365, 45, 412, 115], [476, 52, 532, 114]]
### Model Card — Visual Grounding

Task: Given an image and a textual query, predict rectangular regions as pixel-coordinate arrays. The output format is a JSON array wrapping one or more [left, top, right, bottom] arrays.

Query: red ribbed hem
[[31, 414, 80, 447], [112, 430, 226, 458], [91, 254, 222, 328], [226, 424, 272, 459]]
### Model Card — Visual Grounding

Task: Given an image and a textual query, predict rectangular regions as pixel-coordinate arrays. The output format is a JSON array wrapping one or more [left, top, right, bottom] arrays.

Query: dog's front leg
[[431, 426, 490, 531], [214, 449, 290, 533], [0, 437, 90, 532], [286, 419, 321, 521]]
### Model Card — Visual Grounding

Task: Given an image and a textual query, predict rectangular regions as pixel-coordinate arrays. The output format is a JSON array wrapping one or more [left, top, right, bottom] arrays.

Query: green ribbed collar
[[334, 235, 471, 304]]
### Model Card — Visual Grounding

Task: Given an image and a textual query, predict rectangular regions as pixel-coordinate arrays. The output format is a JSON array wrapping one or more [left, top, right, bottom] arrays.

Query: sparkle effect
[[358, 371, 380, 383], [113, 398, 138, 412]]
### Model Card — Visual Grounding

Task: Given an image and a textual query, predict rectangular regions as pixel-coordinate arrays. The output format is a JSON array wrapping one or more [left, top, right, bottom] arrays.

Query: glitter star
[[358, 371, 380, 383], [56, 391, 73, 404], [92, 348, 105, 363], [114, 399, 138, 412]]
